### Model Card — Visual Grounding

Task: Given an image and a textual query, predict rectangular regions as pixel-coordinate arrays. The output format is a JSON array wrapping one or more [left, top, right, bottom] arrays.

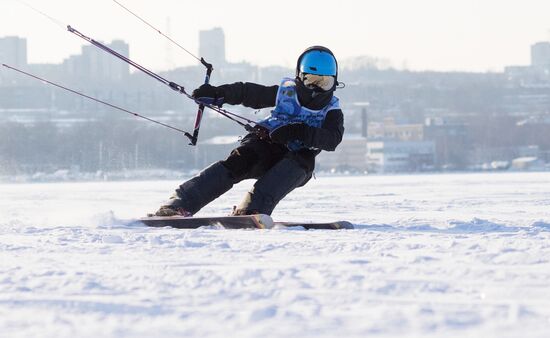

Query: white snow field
[[1, 172, 550, 338]]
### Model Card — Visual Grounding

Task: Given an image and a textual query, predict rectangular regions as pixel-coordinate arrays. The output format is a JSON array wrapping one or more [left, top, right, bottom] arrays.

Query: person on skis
[[155, 45, 344, 217]]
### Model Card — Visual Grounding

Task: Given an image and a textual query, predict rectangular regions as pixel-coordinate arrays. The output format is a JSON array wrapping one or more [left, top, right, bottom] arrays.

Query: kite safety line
[[110, 0, 215, 145], [11, 2, 263, 145], [2, 63, 193, 137], [112, 0, 203, 65], [16, 0, 66, 30]]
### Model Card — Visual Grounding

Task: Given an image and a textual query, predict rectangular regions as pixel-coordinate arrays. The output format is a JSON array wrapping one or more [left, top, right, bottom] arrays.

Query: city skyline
[[2, 31, 550, 77], [1, 0, 550, 73], [2, 24, 550, 175]]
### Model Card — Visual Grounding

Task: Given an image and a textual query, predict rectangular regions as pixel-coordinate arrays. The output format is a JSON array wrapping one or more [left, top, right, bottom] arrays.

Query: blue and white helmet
[[296, 46, 338, 91]]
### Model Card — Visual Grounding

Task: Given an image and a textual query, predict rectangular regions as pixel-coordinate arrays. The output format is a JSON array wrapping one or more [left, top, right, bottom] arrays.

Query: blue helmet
[[296, 46, 338, 80]]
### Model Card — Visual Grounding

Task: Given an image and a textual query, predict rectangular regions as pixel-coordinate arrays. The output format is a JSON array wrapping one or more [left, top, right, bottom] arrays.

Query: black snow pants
[[169, 135, 311, 216]]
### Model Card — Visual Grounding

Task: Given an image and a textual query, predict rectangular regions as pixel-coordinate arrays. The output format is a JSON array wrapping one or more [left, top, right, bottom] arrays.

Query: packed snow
[[1, 172, 550, 338]]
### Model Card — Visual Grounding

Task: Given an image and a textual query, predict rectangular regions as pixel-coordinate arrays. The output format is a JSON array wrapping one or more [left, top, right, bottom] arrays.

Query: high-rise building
[[62, 40, 129, 83], [531, 42, 550, 69], [0, 36, 27, 68], [107, 40, 130, 81], [199, 28, 226, 66]]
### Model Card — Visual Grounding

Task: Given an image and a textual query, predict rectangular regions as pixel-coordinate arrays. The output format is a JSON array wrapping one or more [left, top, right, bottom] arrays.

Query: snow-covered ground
[[1, 172, 549, 338]]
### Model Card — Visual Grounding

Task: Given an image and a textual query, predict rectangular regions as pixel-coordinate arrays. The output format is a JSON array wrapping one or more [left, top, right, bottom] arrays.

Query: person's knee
[[285, 157, 313, 187], [234, 158, 309, 215], [221, 147, 258, 180]]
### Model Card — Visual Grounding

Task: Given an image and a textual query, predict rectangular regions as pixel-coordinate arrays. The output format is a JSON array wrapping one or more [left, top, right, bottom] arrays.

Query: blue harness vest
[[258, 78, 340, 150]]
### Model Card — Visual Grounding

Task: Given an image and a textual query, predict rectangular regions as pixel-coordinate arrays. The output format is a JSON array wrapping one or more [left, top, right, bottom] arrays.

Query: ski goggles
[[299, 73, 335, 91]]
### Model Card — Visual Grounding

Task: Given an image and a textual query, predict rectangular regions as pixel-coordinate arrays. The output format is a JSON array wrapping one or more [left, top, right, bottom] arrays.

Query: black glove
[[192, 84, 225, 107], [269, 123, 309, 145]]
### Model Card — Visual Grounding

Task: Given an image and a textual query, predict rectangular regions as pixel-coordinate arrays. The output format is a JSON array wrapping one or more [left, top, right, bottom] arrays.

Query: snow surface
[[1, 172, 550, 338]]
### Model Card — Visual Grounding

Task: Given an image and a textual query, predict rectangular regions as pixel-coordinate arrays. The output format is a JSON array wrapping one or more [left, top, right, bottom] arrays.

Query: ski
[[140, 214, 274, 229], [139, 214, 353, 230], [274, 220, 354, 230]]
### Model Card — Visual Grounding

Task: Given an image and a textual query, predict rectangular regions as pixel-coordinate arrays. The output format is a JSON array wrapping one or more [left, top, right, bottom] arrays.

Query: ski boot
[[150, 196, 193, 217], [154, 205, 193, 217], [151, 161, 236, 217]]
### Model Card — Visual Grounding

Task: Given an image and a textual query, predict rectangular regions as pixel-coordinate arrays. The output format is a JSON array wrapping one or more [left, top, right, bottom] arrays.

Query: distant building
[[504, 65, 536, 85], [316, 134, 368, 172], [199, 28, 226, 67], [367, 117, 424, 141], [424, 117, 469, 170], [531, 41, 550, 83], [0, 36, 27, 68], [367, 140, 435, 173], [505, 40, 550, 85], [258, 65, 292, 84], [0, 36, 27, 85], [220, 61, 259, 83], [469, 145, 541, 169], [365, 118, 435, 173], [197, 28, 259, 83], [108, 40, 131, 81], [531, 42, 550, 69], [62, 40, 129, 83]]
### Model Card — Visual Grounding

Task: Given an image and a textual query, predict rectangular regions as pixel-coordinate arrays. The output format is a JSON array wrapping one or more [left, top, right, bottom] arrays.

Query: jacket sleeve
[[219, 82, 278, 109], [301, 109, 345, 151]]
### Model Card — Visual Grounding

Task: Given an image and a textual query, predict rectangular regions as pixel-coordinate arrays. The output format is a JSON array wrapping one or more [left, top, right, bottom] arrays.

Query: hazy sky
[[1, 0, 550, 72]]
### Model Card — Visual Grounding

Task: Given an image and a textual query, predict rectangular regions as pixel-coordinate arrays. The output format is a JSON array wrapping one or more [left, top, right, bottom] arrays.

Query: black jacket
[[219, 81, 344, 172]]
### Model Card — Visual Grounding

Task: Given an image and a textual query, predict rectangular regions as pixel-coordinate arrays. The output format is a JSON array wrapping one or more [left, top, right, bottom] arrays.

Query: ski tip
[[255, 214, 275, 229], [274, 220, 354, 230], [334, 221, 354, 230], [302, 221, 354, 230]]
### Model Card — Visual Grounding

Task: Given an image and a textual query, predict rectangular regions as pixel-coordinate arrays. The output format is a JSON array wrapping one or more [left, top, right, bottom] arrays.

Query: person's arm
[[218, 82, 278, 109], [270, 109, 345, 151], [192, 82, 278, 109]]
